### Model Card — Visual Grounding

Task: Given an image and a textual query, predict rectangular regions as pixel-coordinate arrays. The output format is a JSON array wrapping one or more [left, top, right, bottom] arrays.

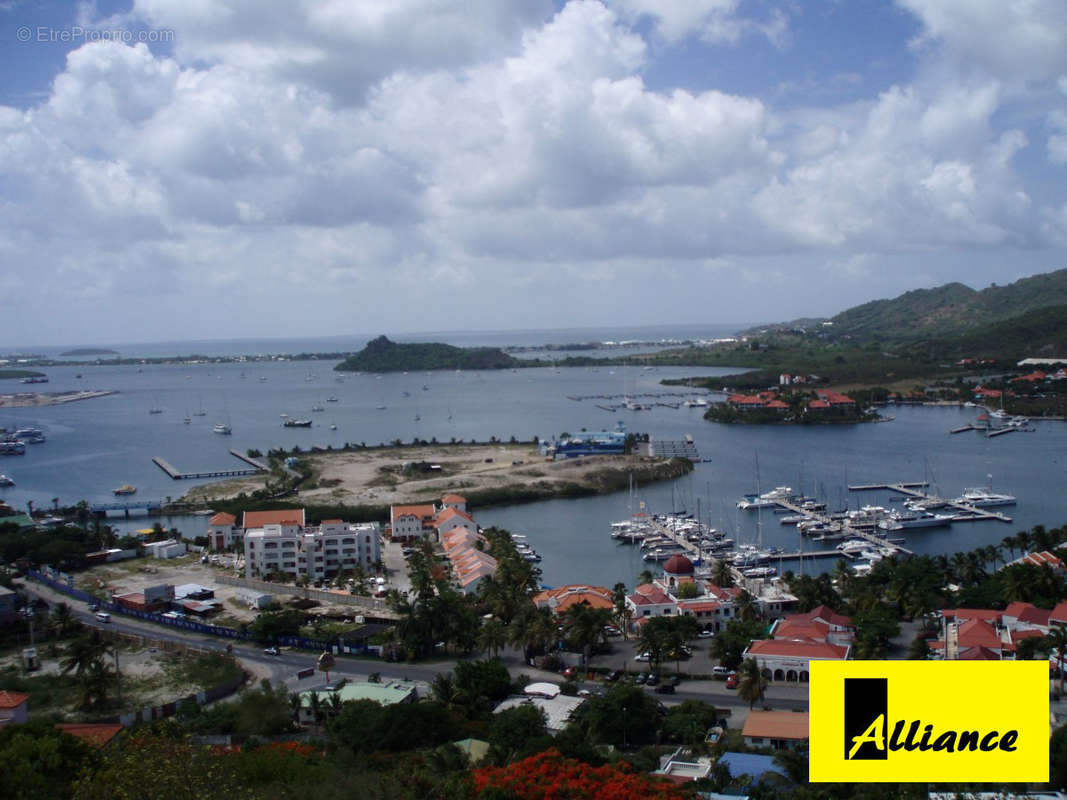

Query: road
[[17, 578, 808, 722]]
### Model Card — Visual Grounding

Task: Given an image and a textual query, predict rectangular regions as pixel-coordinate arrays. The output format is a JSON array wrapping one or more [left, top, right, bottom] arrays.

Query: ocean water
[[2, 331, 1065, 589]]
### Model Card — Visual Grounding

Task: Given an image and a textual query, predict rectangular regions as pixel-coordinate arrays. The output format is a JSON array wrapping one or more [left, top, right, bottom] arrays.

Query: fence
[[26, 569, 374, 656], [215, 574, 391, 613]]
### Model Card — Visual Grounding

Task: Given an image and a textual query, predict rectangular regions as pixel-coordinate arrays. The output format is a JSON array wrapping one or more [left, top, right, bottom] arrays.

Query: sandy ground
[[185, 443, 664, 506], [0, 390, 116, 408]]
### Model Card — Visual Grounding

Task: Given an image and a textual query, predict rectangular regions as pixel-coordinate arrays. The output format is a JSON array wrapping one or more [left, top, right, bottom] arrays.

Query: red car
[[725, 672, 738, 689], [562, 666, 576, 679]]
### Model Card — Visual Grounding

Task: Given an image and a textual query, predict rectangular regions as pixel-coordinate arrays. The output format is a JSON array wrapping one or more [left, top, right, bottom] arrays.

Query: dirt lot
[[184, 443, 675, 507]]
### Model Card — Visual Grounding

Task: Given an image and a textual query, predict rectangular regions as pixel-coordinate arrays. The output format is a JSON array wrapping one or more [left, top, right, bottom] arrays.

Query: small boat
[[113, 484, 136, 495], [327, 396, 339, 402], [329, 424, 337, 430], [376, 405, 387, 410], [0, 474, 13, 487], [213, 423, 232, 435], [149, 408, 163, 414], [183, 417, 191, 424], [311, 404, 325, 412], [283, 418, 313, 428], [0, 441, 26, 455]]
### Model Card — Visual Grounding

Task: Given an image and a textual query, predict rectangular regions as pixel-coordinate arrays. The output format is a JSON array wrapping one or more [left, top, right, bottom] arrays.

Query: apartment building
[[244, 518, 380, 580]]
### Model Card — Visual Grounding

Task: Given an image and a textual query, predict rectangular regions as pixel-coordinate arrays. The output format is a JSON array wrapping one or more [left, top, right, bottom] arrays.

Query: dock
[[152, 454, 266, 480], [772, 497, 915, 555], [847, 483, 1012, 523]]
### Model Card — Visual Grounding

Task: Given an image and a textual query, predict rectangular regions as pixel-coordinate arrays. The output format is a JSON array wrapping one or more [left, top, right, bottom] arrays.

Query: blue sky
[[1, 0, 1065, 346]]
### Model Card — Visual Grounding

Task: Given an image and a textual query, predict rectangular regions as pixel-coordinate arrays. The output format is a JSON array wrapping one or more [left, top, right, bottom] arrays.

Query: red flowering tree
[[472, 749, 688, 800]]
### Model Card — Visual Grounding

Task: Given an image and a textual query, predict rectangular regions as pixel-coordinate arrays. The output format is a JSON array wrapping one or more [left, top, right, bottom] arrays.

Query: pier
[[152, 454, 266, 480], [772, 497, 915, 556], [847, 483, 1012, 523]]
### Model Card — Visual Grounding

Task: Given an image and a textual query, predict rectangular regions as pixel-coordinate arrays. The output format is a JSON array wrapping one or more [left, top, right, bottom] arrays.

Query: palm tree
[[711, 559, 734, 589], [1047, 626, 1067, 697], [80, 658, 114, 710], [563, 604, 612, 670], [289, 692, 303, 724], [737, 657, 767, 709], [60, 630, 110, 678], [476, 617, 507, 659], [635, 618, 668, 672], [735, 590, 759, 622], [637, 569, 655, 586]]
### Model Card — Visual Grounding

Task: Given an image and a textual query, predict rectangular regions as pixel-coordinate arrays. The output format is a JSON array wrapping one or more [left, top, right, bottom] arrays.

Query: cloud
[[610, 0, 788, 47], [0, 0, 1064, 343]]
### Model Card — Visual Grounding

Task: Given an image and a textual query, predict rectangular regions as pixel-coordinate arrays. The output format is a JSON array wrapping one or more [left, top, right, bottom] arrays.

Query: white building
[[244, 519, 380, 580], [144, 539, 186, 559]]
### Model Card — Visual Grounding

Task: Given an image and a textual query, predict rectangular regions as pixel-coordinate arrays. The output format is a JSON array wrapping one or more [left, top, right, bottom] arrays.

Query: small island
[[335, 335, 526, 373], [0, 369, 46, 381], [58, 347, 120, 356]]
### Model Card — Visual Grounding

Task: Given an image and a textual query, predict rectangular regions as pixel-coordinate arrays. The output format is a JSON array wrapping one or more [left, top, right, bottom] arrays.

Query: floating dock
[[772, 497, 914, 556], [152, 454, 266, 480], [847, 483, 1012, 523]]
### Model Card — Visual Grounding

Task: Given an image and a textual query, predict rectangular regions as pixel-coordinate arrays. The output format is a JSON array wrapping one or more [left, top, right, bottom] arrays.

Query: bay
[[2, 329, 1065, 590]]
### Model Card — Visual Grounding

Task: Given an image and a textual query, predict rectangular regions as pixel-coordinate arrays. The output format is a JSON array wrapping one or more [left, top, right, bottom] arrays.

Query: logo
[[811, 662, 1048, 783]]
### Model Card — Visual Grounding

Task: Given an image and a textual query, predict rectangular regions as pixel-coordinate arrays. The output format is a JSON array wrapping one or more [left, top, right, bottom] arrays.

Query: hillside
[[334, 335, 525, 373], [828, 268, 1067, 341]]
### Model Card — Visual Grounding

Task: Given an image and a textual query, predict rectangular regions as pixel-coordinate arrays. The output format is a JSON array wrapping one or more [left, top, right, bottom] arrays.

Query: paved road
[[17, 579, 808, 722]]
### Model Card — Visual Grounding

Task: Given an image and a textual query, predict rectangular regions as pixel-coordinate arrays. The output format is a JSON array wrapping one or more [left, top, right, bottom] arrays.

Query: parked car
[[698, 629, 714, 638], [669, 675, 681, 687], [562, 666, 576, 679], [605, 670, 621, 682], [88, 603, 99, 612], [725, 672, 739, 689], [646, 672, 660, 686], [94, 611, 111, 623], [634, 652, 651, 662], [712, 665, 732, 678], [634, 673, 647, 685], [263, 646, 280, 656]]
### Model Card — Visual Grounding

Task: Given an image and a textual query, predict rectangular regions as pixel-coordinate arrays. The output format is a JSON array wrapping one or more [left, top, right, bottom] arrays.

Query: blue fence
[[27, 569, 371, 655]]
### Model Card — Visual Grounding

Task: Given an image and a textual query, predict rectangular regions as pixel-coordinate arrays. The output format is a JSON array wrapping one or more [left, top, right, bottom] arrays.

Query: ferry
[[13, 428, 46, 443], [113, 484, 137, 495]]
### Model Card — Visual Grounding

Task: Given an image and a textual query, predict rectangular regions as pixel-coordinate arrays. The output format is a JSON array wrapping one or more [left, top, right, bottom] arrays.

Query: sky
[[1, 0, 1066, 347]]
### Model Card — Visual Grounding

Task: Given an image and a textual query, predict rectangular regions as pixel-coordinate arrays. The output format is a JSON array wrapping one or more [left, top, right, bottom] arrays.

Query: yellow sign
[[810, 661, 1048, 783]]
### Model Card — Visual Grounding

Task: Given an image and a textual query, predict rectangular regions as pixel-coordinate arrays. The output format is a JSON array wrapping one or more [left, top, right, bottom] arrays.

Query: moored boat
[[113, 484, 136, 495]]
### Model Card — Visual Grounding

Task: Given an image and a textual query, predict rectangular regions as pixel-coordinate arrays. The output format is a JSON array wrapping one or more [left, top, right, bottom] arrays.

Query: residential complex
[[243, 514, 381, 581]]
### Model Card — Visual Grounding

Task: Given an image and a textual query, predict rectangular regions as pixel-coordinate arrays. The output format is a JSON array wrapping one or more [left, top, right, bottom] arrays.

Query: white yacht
[[737, 486, 794, 510], [957, 488, 1016, 507], [213, 423, 232, 435], [0, 474, 13, 487]]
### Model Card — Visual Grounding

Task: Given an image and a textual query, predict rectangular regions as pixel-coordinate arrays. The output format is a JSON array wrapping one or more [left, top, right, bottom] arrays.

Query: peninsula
[[334, 335, 526, 373], [182, 442, 693, 510]]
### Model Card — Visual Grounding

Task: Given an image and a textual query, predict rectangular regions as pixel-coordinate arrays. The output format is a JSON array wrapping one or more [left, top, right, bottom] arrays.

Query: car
[[562, 666, 576, 679], [577, 688, 591, 697], [698, 630, 714, 638], [669, 675, 681, 687], [603, 625, 621, 636], [94, 611, 111, 623], [654, 684, 675, 694], [88, 603, 100, 612], [634, 673, 647, 685], [605, 670, 621, 682], [712, 665, 732, 678], [725, 673, 739, 690], [263, 646, 280, 655], [634, 652, 650, 662], [646, 673, 660, 686]]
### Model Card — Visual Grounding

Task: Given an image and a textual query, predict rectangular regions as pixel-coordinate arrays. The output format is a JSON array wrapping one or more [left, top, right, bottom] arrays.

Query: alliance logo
[[810, 662, 1047, 783]]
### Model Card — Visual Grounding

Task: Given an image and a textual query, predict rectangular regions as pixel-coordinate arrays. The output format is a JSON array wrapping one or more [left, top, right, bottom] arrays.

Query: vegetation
[[0, 369, 47, 380], [335, 335, 527, 373]]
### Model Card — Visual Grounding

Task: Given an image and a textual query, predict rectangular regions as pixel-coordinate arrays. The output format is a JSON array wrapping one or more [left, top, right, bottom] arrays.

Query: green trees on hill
[[335, 335, 524, 373]]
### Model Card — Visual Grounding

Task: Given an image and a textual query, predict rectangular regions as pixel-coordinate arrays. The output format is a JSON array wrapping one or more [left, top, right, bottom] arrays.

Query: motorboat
[[0, 474, 13, 487], [213, 423, 232, 435], [113, 484, 136, 495], [737, 486, 794, 510], [283, 418, 313, 427], [957, 488, 1016, 507]]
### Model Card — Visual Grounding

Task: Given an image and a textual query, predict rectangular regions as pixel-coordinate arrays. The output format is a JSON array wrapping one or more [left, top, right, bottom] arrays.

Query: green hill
[[334, 335, 525, 373], [828, 268, 1067, 341]]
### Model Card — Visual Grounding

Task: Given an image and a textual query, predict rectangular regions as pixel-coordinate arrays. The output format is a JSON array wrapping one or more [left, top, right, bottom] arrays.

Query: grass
[[159, 651, 243, 691]]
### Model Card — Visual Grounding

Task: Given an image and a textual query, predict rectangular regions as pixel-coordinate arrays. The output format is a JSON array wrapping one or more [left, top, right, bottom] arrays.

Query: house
[[494, 693, 585, 733], [440, 528, 498, 595], [0, 691, 29, 726], [298, 680, 416, 723], [1009, 551, 1064, 573], [654, 746, 715, 782], [626, 583, 677, 619], [771, 605, 855, 647], [55, 722, 123, 750], [440, 494, 468, 513], [742, 638, 850, 682], [533, 585, 614, 614], [742, 711, 809, 751], [389, 503, 438, 543], [206, 512, 240, 551], [434, 507, 478, 538], [144, 539, 186, 559]]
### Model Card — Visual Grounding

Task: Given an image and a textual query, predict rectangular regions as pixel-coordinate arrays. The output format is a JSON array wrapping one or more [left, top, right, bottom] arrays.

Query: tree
[[0, 720, 97, 800], [575, 684, 662, 748], [711, 559, 734, 588], [563, 603, 612, 669], [737, 657, 767, 709], [476, 617, 508, 659], [487, 704, 550, 765], [907, 635, 930, 660]]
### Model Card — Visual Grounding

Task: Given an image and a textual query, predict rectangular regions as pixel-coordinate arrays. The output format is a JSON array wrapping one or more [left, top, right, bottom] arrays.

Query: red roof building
[[0, 690, 29, 725], [742, 638, 850, 682], [55, 722, 124, 749], [243, 509, 306, 529]]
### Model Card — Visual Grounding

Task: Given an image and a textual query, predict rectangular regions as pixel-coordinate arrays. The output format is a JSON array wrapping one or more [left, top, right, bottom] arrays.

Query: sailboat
[[214, 394, 232, 434], [193, 394, 206, 417]]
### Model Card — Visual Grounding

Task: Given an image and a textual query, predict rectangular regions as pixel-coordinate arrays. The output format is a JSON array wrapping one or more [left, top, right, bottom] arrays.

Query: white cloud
[[610, 0, 788, 47]]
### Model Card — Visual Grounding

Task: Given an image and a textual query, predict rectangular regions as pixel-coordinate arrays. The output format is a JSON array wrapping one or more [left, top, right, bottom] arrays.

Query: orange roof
[[1003, 601, 1036, 619], [435, 507, 475, 526], [773, 619, 831, 642], [1050, 601, 1067, 623], [441, 494, 467, 503], [742, 711, 809, 741], [942, 608, 1002, 624], [959, 646, 1000, 660], [677, 601, 721, 613], [0, 690, 29, 709], [533, 584, 613, 613], [808, 400, 830, 409], [746, 638, 849, 660], [55, 722, 124, 748], [797, 605, 853, 629], [243, 509, 305, 529], [391, 503, 437, 520], [956, 618, 1001, 650], [209, 512, 236, 526]]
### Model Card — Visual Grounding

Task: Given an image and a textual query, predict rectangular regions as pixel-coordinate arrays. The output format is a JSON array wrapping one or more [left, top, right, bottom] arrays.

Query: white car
[[698, 630, 715, 639], [634, 652, 651, 662]]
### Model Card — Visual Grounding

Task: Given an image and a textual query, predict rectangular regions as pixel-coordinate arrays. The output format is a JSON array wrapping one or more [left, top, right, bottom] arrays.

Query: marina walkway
[[847, 483, 1012, 523]]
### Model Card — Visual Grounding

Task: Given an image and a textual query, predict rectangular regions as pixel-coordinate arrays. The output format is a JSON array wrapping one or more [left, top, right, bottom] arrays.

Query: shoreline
[[0, 389, 117, 408]]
